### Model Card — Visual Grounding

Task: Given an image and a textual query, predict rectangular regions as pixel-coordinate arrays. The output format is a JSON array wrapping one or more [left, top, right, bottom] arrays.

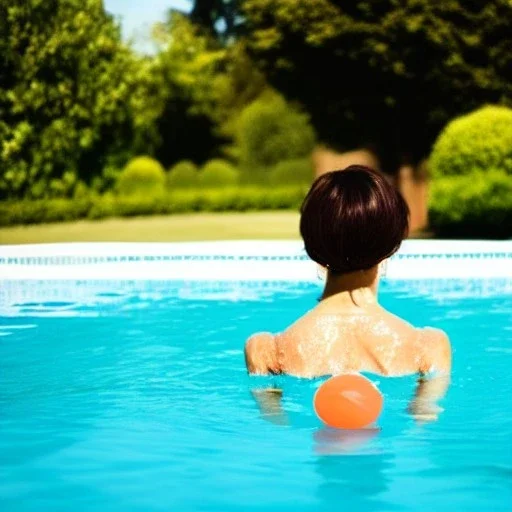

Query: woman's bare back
[[245, 298, 451, 379]]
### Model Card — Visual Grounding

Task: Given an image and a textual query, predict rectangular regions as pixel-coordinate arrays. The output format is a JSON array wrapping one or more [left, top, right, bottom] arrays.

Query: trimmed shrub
[[199, 159, 239, 188], [429, 170, 512, 239], [0, 199, 92, 226], [0, 186, 308, 226], [194, 186, 307, 211], [87, 195, 116, 220], [117, 156, 166, 196], [167, 160, 199, 189], [269, 158, 314, 185], [430, 105, 512, 178], [235, 92, 316, 171]]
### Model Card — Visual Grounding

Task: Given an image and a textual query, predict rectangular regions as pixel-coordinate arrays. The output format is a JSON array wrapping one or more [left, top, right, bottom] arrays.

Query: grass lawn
[[0, 212, 302, 245]]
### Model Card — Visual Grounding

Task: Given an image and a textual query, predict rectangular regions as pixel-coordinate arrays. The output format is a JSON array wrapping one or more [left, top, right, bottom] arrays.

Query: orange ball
[[314, 374, 383, 429]]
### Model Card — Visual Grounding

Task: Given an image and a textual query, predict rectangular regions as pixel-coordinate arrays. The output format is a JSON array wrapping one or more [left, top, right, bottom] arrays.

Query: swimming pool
[[1, 241, 511, 511]]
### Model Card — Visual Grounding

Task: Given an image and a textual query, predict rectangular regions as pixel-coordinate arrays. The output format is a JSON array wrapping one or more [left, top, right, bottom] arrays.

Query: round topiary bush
[[117, 156, 166, 196], [430, 105, 512, 178], [236, 92, 316, 170], [269, 158, 314, 185], [167, 160, 199, 189], [199, 159, 239, 188]]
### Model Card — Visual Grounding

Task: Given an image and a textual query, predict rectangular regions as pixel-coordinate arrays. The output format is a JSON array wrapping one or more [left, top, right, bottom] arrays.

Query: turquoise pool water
[[1, 279, 511, 511]]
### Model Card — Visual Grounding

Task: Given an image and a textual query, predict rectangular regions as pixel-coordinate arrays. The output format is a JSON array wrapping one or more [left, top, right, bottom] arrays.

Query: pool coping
[[1, 240, 511, 280]]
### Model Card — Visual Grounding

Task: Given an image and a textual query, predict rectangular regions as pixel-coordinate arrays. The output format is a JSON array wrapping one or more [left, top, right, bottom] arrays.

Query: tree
[[242, 0, 512, 172], [0, 0, 143, 198], [149, 12, 228, 167], [234, 91, 316, 170], [151, 11, 267, 167]]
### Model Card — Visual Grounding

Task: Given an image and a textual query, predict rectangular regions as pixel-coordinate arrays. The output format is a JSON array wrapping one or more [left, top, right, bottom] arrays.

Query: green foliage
[[117, 157, 166, 196], [0, 6, 245, 200], [235, 92, 316, 170], [48, 171, 78, 198], [428, 105, 512, 238], [0, 186, 308, 226], [0, 198, 92, 226], [430, 106, 512, 178], [242, 0, 512, 168], [429, 171, 512, 239], [199, 159, 239, 187], [0, 0, 142, 199], [73, 181, 91, 199], [210, 42, 268, 143], [149, 13, 227, 166], [152, 13, 226, 119], [167, 160, 199, 189], [269, 158, 313, 185], [150, 15, 270, 168]]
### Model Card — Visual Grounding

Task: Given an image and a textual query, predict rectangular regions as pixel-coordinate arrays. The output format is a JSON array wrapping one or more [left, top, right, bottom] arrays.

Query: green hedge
[[167, 160, 199, 189], [0, 198, 93, 225], [0, 186, 308, 226], [117, 156, 166, 196], [199, 159, 239, 188], [430, 105, 512, 178], [269, 158, 313, 185], [429, 171, 512, 239]]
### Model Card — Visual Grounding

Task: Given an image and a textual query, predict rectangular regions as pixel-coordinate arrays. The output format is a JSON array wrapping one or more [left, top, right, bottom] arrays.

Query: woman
[[245, 166, 451, 419]]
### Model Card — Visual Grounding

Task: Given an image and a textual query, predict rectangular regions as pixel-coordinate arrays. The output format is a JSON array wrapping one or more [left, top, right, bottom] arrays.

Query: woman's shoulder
[[415, 327, 452, 375], [373, 306, 416, 336], [244, 306, 323, 375], [244, 332, 280, 375], [377, 307, 448, 343], [418, 326, 450, 342], [373, 309, 451, 375], [279, 304, 324, 337]]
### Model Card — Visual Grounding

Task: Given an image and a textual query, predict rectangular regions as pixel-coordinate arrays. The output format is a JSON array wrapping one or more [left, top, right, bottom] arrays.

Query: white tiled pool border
[[0, 240, 511, 281]]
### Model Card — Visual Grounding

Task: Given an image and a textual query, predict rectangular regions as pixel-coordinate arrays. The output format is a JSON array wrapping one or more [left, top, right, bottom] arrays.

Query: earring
[[317, 265, 327, 281], [379, 260, 388, 278]]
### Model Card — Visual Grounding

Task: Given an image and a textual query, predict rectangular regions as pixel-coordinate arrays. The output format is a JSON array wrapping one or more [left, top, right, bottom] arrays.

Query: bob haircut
[[300, 165, 409, 274]]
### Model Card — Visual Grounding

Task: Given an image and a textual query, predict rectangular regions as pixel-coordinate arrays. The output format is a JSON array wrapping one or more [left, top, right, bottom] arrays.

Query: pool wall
[[1, 240, 511, 281]]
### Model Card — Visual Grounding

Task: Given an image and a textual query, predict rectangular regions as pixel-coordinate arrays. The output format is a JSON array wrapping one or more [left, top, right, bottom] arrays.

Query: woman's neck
[[320, 265, 379, 306]]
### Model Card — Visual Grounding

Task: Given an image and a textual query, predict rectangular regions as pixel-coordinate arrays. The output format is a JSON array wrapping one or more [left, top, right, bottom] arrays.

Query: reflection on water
[[313, 427, 380, 456], [314, 440, 395, 512]]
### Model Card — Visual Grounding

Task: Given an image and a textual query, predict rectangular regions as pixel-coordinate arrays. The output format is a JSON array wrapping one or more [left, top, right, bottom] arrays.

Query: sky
[[104, 0, 191, 52]]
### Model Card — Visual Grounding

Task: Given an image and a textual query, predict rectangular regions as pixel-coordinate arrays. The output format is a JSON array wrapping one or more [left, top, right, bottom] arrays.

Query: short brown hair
[[300, 165, 409, 274]]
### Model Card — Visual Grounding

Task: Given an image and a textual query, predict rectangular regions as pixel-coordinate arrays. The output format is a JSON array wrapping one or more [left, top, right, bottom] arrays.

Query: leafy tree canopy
[[151, 11, 268, 165], [242, 0, 512, 171], [0, 0, 141, 198]]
